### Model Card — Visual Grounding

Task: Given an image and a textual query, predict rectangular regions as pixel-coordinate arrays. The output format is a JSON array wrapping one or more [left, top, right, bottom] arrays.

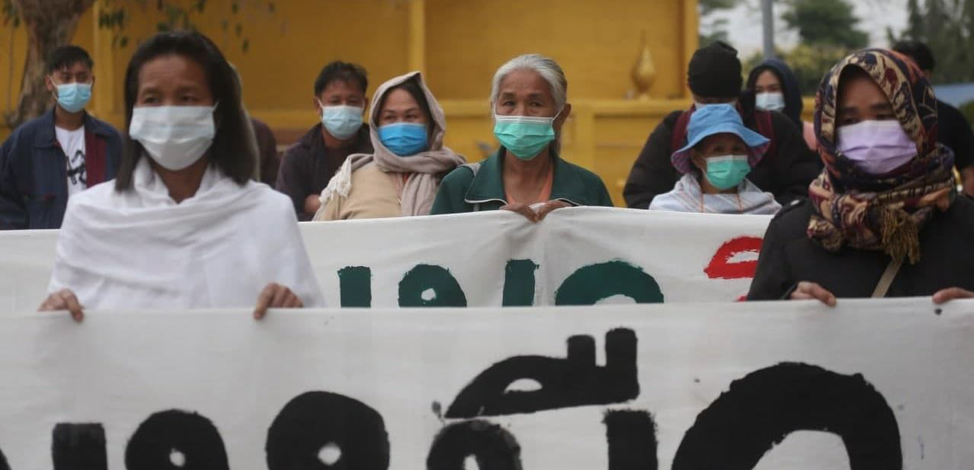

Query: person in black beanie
[[623, 41, 821, 209]]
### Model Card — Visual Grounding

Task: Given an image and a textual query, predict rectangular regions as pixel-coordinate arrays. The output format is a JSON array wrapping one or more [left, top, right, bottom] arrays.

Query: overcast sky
[[710, 0, 910, 56]]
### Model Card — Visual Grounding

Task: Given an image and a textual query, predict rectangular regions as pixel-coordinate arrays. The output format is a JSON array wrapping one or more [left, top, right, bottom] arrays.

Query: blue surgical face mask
[[378, 122, 428, 157], [704, 154, 751, 190], [493, 110, 561, 161], [53, 81, 92, 113], [320, 103, 364, 140]]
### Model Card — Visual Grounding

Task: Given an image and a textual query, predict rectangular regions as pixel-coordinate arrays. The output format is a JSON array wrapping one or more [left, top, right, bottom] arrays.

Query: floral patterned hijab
[[808, 49, 956, 264]]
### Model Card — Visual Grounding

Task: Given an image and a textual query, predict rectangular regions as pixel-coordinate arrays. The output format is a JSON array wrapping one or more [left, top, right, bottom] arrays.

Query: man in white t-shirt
[[0, 45, 122, 229], [56, 125, 87, 197]]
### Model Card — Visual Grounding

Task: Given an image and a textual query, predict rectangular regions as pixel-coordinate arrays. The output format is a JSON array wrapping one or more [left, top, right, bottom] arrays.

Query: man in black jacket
[[624, 42, 821, 209], [893, 41, 974, 197]]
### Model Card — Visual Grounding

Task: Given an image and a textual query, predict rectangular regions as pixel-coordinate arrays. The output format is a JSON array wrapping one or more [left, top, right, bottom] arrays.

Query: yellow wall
[[1, 0, 701, 206], [424, 0, 688, 101]]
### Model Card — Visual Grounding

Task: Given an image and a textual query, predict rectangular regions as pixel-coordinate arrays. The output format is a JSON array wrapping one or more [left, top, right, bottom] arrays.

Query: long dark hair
[[116, 31, 255, 190]]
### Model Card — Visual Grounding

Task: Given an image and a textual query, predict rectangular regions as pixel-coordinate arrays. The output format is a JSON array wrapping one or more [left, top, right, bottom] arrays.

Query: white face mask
[[129, 105, 217, 171], [755, 92, 786, 112]]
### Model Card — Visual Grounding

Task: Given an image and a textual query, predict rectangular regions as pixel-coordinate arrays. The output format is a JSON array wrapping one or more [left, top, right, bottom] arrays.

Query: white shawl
[[650, 174, 782, 215], [316, 71, 465, 218], [47, 158, 326, 309]]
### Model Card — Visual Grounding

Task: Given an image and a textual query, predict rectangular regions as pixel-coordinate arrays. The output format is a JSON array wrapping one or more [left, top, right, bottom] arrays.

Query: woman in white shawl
[[650, 104, 781, 215], [39, 31, 325, 321], [314, 72, 465, 220]]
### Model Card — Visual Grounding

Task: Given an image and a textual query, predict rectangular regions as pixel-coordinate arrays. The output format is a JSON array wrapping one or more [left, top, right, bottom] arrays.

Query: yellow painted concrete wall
[[424, 0, 689, 101], [1, 0, 701, 206]]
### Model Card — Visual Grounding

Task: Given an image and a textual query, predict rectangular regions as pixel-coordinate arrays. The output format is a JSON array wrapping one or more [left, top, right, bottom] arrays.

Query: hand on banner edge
[[501, 200, 571, 223], [536, 200, 571, 220], [500, 203, 540, 223], [38, 288, 84, 322], [789, 281, 837, 307], [932, 287, 974, 304], [254, 282, 304, 320]]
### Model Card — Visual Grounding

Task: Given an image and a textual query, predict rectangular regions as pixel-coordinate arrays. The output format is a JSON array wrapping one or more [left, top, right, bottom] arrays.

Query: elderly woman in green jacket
[[430, 54, 613, 221]]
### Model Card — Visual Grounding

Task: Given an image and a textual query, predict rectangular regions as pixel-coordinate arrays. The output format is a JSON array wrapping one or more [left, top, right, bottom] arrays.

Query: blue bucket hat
[[671, 104, 770, 174]]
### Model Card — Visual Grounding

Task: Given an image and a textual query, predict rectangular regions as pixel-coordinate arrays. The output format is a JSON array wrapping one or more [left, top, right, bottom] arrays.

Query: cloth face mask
[[755, 92, 785, 112], [837, 120, 917, 175], [704, 154, 751, 190], [493, 112, 559, 160], [378, 122, 428, 157], [129, 105, 217, 171], [53, 81, 92, 113], [320, 103, 364, 140]]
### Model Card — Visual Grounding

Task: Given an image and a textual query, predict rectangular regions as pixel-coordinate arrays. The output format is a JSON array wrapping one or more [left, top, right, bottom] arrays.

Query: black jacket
[[747, 197, 974, 300], [937, 99, 974, 170], [0, 109, 122, 230], [275, 123, 372, 221], [623, 108, 821, 209]]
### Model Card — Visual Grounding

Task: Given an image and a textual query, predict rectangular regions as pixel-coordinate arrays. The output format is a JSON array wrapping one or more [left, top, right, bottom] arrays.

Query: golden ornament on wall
[[630, 31, 657, 100]]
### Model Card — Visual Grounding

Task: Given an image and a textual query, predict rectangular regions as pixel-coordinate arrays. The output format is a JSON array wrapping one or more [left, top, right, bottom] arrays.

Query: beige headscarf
[[317, 71, 465, 217]]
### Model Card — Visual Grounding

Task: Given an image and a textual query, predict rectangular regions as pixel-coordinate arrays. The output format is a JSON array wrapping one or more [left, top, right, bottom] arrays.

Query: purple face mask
[[836, 120, 917, 175]]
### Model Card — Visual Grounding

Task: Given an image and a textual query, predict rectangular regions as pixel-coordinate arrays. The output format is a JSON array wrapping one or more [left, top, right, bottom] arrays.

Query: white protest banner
[[0, 298, 970, 469], [0, 208, 771, 314]]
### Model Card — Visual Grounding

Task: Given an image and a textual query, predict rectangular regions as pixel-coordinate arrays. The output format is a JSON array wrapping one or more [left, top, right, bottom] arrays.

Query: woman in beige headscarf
[[314, 72, 465, 220]]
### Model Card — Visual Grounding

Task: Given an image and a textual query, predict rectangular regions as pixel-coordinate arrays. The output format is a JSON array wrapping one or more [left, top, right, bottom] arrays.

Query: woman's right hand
[[38, 289, 84, 322], [501, 203, 541, 222], [789, 282, 837, 307], [501, 201, 570, 223]]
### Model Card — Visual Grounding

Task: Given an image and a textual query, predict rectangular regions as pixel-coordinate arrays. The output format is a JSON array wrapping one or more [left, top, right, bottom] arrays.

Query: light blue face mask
[[704, 154, 751, 190], [320, 104, 364, 140], [54, 81, 92, 114], [493, 111, 560, 160], [378, 122, 428, 157]]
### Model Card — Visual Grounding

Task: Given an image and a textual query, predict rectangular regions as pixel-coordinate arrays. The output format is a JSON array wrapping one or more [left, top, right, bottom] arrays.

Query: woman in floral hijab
[[747, 49, 974, 304]]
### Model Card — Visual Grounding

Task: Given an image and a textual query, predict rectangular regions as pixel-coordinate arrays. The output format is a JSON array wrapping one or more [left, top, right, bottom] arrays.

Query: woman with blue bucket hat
[[650, 104, 781, 215]]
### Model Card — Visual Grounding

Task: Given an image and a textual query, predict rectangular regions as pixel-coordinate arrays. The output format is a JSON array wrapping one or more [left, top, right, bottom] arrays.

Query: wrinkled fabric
[[808, 49, 956, 264], [650, 173, 780, 215], [318, 71, 465, 218], [48, 158, 325, 309]]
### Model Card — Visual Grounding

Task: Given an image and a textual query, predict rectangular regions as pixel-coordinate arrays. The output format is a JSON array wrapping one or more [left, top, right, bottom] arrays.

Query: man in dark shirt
[[894, 41, 974, 196], [275, 61, 373, 220], [623, 41, 821, 208]]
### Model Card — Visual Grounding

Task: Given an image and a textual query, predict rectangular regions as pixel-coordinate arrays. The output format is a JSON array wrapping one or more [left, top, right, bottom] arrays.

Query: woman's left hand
[[932, 288, 974, 304], [254, 283, 304, 320], [536, 200, 571, 220], [502, 200, 571, 223]]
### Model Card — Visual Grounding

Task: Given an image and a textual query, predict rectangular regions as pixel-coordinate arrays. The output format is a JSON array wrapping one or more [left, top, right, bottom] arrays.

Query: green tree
[[893, 0, 974, 85], [781, 0, 869, 49], [743, 44, 849, 96], [698, 0, 741, 46], [2, 0, 274, 128]]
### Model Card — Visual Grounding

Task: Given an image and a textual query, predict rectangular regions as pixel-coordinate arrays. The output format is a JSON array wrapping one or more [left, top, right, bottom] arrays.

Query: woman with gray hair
[[430, 54, 612, 220]]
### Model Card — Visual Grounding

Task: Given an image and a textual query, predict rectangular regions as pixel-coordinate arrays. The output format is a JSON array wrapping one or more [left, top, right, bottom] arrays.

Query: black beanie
[[687, 41, 743, 99]]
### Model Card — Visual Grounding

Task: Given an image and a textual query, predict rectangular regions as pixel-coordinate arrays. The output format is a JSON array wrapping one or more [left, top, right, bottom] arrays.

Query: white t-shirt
[[55, 126, 86, 197]]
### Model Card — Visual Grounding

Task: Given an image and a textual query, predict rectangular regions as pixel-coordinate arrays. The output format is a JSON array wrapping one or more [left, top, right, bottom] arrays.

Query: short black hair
[[116, 31, 256, 191], [313, 61, 368, 97], [47, 46, 93, 73], [892, 41, 935, 72]]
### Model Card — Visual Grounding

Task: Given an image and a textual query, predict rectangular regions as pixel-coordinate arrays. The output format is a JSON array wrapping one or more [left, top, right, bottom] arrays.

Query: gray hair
[[490, 54, 568, 111]]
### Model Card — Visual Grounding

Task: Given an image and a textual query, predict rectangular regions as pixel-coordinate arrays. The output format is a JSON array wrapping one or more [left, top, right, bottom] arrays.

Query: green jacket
[[430, 149, 614, 214]]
